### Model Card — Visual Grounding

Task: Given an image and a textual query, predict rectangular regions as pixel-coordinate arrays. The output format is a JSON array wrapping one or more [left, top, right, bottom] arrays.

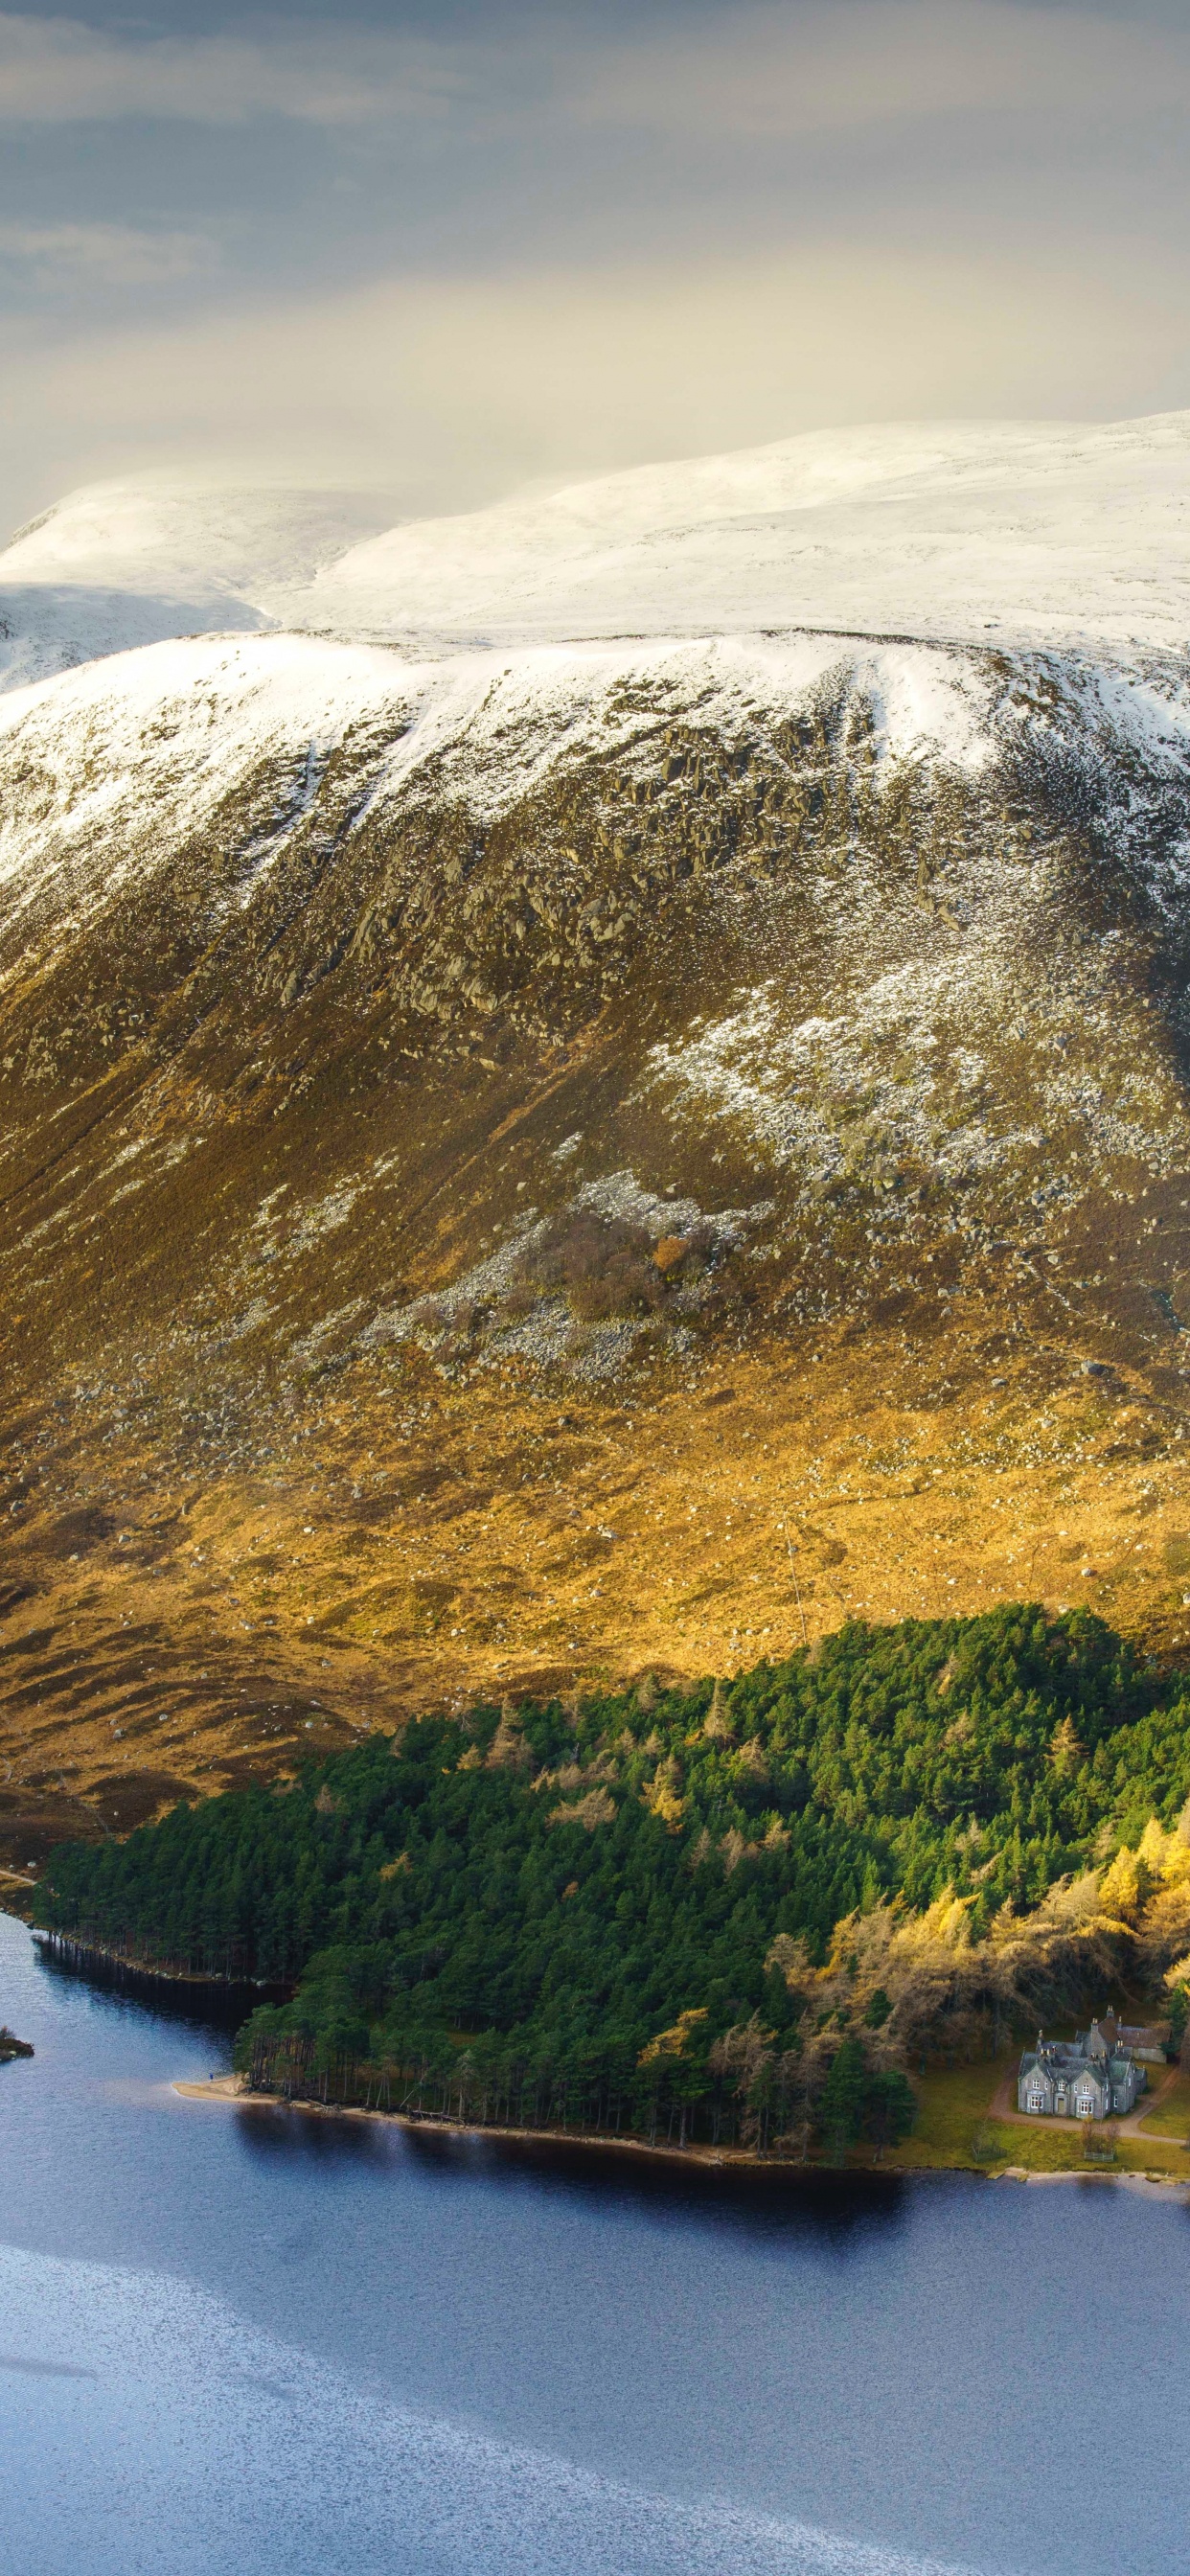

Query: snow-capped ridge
[[302, 411, 1190, 656], [0, 627, 1005, 919], [0, 475, 401, 692], [2, 621, 1187, 975], [4, 412, 1190, 696]]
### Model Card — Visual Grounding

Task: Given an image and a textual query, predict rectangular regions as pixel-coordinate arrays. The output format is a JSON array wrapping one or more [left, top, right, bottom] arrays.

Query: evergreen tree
[[818, 2036, 869, 2159], [40, 1604, 1190, 2150]]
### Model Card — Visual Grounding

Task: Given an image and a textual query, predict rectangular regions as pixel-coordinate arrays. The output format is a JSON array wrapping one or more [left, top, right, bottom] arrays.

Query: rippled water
[[3, 1910, 1188, 2576]]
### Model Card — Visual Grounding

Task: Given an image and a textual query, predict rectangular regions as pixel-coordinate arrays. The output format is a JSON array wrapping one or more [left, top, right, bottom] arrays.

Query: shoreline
[[31, 1927, 283, 1995], [171, 2077, 1190, 2190], [172, 2078, 809, 2173]]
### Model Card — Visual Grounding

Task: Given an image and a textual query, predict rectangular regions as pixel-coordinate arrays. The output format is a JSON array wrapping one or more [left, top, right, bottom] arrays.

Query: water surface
[[2, 1910, 1187, 2576]]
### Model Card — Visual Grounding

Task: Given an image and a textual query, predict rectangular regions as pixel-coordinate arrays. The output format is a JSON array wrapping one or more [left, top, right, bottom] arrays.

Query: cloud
[[3, 240, 1185, 526], [0, 5, 1187, 531], [0, 222, 214, 286], [0, 12, 460, 125], [3, 3, 1189, 135], [574, 1, 1190, 135]]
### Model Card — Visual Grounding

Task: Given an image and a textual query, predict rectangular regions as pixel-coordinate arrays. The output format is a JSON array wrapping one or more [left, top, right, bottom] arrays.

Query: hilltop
[[0, 477, 400, 692], [2, 416, 1190, 1872], [5, 413, 1190, 678]]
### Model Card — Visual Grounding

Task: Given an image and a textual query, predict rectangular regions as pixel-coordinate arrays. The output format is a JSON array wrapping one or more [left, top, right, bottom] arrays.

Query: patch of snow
[[252, 1184, 290, 1229], [643, 945, 1190, 1204], [564, 1320, 647, 1384], [359, 1168, 765, 1371], [225, 1297, 274, 1341], [287, 1182, 363, 1251]]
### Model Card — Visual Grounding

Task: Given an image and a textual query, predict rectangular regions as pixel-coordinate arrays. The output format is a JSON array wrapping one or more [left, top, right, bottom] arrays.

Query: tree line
[[42, 1604, 1190, 2157]]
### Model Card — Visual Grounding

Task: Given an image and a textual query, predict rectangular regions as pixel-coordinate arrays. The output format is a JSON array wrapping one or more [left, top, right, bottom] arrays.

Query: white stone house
[[1017, 2015, 1146, 2120]]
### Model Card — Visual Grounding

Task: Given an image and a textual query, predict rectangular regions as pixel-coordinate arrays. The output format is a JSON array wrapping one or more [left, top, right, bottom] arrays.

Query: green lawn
[[879, 2058, 1012, 2170], [876, 2057, 1190, 2179], [1134, 2072, 1190, 2142]]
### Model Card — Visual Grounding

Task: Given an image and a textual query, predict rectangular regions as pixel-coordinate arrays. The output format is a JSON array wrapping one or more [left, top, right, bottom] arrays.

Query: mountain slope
[[0, 478, 400, 691], [3, 420, 1190, 1875]]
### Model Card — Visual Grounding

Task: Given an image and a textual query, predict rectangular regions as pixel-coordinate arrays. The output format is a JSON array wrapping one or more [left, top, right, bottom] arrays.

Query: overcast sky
[[2, 0, 1189, 529]]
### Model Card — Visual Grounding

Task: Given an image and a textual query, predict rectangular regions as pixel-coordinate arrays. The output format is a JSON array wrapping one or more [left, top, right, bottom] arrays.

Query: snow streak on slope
[[0, 628, 1003, 928]]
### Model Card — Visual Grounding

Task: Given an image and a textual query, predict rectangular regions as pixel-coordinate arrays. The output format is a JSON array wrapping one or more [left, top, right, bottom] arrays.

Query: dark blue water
[[2, 1909, 1188, 2576]]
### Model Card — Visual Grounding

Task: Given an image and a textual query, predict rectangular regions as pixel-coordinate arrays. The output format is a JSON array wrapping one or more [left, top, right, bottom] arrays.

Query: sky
[[2, 0, 1189, 531]]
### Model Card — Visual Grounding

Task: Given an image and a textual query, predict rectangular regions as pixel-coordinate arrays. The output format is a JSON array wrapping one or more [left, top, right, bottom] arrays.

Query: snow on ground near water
[[3, 415, 1190, 691], [303, 412, 1190, 656]]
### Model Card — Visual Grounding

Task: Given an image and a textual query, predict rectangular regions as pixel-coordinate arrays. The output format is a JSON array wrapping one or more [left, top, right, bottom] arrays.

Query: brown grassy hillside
[[3, 631, 1190, 1869]]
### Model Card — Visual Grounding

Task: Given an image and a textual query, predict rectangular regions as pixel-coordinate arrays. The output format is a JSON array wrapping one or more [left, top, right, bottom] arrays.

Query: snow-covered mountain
[[4, 411, 1189, 694], [300, 411, 1190, 654], [0, 477, 400, 690], [3, 416, 1190, 1865]]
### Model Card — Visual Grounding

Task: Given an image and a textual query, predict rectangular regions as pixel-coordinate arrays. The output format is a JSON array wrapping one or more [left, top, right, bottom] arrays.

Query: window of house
[[1028, 2094, 1043, 2111], [1077, 2096, 1094, 2115]]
